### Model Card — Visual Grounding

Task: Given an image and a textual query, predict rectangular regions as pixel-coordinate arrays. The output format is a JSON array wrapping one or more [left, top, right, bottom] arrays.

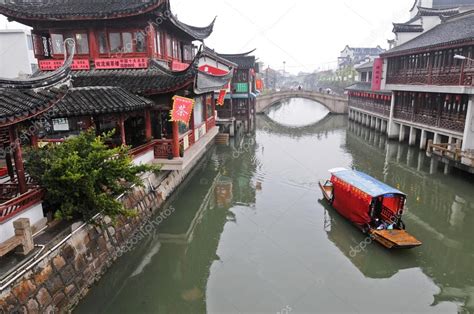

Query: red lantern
[[456, 95, 461, 102]]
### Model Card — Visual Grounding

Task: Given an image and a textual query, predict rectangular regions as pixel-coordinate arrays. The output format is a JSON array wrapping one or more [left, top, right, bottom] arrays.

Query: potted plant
[[179, 144, 185, 158]]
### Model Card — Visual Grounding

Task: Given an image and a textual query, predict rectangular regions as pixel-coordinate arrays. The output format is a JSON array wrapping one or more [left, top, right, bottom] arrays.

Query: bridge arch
[[256, 90, 348, 115]]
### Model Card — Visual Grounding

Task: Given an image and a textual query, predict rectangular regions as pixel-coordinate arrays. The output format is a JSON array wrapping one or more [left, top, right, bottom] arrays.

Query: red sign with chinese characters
[[217, 89, 227, 106], [170, 96, 195, 125], [199, 65, 229, 76], [371, 58, 383, 91], [94, 58, 148, 69], [39, 59, 90, 71]]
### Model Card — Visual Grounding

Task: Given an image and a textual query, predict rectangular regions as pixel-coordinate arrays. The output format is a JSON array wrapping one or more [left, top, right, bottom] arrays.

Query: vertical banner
[[256, 79, 264, 91], [170, 96, 195, 125], [372, 58, 383, 91], [217, 89, 227, 106]]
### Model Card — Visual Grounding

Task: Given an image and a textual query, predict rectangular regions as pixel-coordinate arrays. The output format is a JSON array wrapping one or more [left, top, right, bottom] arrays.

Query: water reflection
[[76, 103, 474, 313], [266, 98, 329, 128], [346, 122, 474, 312]]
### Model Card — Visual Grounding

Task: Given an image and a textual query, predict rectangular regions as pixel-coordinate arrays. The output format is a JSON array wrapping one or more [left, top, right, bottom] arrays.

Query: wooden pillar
[[31, 134, 39, 148], [118, 115, 126, 146], [9, 125, 27, 194], [145, 109, 152, 141], [172, 121, 180, 158], [4, 148, 15, 181]]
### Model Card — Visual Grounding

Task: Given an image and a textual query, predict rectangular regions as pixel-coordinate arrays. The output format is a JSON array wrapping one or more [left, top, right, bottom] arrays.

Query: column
[[381, 120, 387, 134], [399, 124, 406, 143], [434, 133, 441, 144], [370, 116, 376, 129], [145, 109, 152, 142], [462, 96, 474, 152], [408, 127, 417, 146], [375, 118, 381, 131], [118, 115, 126, 146], [9, 125, 27, 194], [387, 92, 399, 139], [172, 121, 180, 158], [419, 129, 427, 150]]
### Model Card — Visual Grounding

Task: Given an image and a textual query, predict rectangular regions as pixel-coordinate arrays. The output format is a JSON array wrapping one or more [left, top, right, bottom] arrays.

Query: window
[[183, 45, 193, 61], [50, 32, 89, 54], [98, 32, 108, 54], [178, 122, 189, 136], [109, 33, 121, 52], [135, 31, 146, 53], [166, 37, 172, 58], [193, 97, 205, 126], [51, 33, 65, 54], [155, 32, 162, 56], [26, 34, 33, 50], [75, 33, 89, 54], [122, 32, 133, 53], [172, 40, 179, 59]]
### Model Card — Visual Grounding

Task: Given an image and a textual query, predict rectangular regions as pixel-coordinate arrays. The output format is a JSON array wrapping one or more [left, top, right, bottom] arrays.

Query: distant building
[[0, 29, 37, 78], [338, 45, 386, 69], [390, 0, 474, 48]]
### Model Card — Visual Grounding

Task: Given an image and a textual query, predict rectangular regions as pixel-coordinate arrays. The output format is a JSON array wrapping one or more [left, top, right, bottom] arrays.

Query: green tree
[[25, 129, 160, 221]]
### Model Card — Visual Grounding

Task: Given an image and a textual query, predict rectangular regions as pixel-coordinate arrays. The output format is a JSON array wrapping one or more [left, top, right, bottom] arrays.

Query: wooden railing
[[427, 141, 474, 167], [387, 66, 474, 86], [129, 141, 156, 159], [394, 108, 466, 133], [0, 189, 44, 224], [349, 97, 391, 117], [206, 116, 216, 131]]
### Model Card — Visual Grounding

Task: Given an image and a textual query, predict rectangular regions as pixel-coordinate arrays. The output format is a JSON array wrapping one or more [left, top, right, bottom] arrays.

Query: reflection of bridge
[[257, 114, 347, 138], [256, 90, 348, 114]]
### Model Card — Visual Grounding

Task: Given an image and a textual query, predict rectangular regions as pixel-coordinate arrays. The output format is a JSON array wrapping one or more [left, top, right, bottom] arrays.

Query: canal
[[76, 98, 474, 313]]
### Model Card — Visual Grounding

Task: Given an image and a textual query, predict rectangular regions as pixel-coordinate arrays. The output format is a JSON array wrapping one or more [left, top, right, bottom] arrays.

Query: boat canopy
[[329, 168, 405, 198]]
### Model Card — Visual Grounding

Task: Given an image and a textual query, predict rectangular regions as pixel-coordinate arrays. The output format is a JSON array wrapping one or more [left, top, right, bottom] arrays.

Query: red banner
[[39, 59, 90, 71], [371, 58, 383, 91], [170, 96, 195, 125], [256, 79, 264, 91], [217, 89, 227, 106], [94, 58, 148, 69]]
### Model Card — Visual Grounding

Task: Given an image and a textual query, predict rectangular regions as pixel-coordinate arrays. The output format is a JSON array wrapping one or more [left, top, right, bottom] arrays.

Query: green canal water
[[76, 98, 474, 313]]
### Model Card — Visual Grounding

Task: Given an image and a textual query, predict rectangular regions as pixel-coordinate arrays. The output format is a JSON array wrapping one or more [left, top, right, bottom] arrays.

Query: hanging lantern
[[455, 95, 461, 102]]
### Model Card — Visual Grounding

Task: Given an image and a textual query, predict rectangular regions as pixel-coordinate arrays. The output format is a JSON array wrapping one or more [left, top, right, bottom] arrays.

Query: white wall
[[0, 203, 44, 242], [462, 97, 474, 152], [0, 30, 37, 78], [396, 32, 422, 46], [133, 150, 155, 166]]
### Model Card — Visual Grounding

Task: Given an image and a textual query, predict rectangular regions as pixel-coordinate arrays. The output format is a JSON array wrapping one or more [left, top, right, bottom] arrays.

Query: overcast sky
[[1, 0, 414, 74]]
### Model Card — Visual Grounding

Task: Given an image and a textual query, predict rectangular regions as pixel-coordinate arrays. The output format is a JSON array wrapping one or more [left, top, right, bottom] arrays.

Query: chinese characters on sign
[[217, 89, 227, 106], [170, 96, 195, 125], [371, 58, 383, 91], [172, 61, 190, 71], [94, 58, 148, 69], [39, 59, 90, 71]]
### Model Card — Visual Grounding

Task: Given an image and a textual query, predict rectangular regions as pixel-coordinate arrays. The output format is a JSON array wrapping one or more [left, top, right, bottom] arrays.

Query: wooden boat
[[319, 168, 422, 249]]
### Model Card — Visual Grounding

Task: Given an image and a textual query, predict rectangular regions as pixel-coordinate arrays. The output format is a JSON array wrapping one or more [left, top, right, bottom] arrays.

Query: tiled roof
[[217, 53, 256, 69], [383, 12, 474, 56], [167, 14, 216, 41], [345, 82, 391, 94], [0, 87, 67, 126], [72, 60, 196, 95], [417, 6, 460, 16], [393, 23, 424, 33], [0, 0, 164, 21], [52, 87, 153, 118], [432, 0, 474, 9]]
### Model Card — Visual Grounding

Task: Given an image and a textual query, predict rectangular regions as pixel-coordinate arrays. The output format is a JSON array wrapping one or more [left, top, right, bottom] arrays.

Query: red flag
[[217, 89, 227, 106], [170, 96, 195, 125]]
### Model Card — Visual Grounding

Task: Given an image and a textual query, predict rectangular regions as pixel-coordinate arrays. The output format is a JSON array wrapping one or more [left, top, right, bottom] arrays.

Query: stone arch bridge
[[256, 90, 348, 114]]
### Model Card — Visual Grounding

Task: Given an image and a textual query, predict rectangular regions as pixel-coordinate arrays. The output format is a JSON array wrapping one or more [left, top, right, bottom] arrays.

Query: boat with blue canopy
[[319, 168, 422, 249]]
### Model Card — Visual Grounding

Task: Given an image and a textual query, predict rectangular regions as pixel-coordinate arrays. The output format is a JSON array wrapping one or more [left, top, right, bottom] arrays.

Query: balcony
[[348, 96, 391, 117]]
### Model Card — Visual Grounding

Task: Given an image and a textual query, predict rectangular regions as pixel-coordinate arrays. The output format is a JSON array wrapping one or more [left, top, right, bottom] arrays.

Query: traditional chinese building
[[210, 50, 259, 135], [0, 45, 73, 253], [0, 0, 234, 172], [350, 10, 474, 173], [347, 59, 392, 134]]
